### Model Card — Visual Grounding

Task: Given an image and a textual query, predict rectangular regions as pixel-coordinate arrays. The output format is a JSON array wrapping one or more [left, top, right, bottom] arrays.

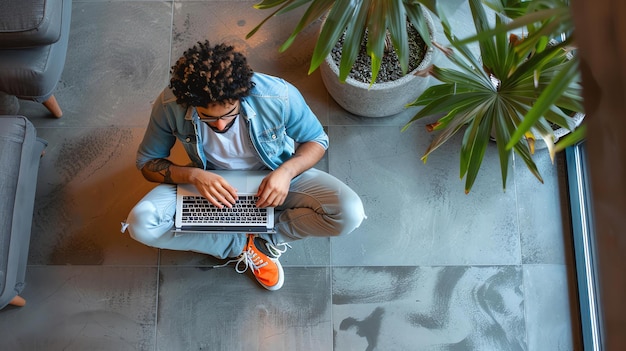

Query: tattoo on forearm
[[145, 159, 174, 183]]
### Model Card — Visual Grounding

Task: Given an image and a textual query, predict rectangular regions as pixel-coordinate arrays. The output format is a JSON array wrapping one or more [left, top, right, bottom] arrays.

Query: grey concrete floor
[[0, 1, 581, 350]]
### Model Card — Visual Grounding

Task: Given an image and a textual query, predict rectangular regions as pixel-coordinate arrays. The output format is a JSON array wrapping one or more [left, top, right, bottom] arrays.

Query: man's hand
[[192, 171, 239, 208], [255, 141, 326, 208], [142, 159, 238, 208], [256, 168, 292, 208]]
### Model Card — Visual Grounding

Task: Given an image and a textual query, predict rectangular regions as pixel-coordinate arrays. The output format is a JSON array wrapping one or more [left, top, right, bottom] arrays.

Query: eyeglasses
[[196, 105, 239, 123]]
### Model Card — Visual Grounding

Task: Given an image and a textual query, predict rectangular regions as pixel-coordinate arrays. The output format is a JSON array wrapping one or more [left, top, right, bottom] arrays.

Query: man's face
[[196, 100, 240, 132]]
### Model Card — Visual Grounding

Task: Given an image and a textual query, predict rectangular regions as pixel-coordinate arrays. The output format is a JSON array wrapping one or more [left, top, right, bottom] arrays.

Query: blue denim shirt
[[136, 73, 329, 171]]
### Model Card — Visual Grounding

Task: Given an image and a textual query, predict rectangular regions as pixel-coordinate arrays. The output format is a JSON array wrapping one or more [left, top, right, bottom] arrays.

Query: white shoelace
[[212, 248, 266, 273], [238, 248, 267, 273], [265, 242, 291, 258], [212, 241, 291, 272]]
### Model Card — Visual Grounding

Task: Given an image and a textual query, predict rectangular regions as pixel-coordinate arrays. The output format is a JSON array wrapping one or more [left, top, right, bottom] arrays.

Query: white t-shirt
[[200, 115, 266, 170]]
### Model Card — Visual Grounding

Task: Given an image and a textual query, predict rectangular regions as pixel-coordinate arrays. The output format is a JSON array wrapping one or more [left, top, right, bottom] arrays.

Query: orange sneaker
[[236, 234, 284, 290]]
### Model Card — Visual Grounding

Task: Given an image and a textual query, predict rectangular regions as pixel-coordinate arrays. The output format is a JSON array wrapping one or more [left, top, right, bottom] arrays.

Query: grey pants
[[124, 168, 366, 258]]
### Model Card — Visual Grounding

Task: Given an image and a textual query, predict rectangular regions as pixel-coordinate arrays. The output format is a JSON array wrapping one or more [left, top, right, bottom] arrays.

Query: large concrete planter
[[320, 8, 436, 118]]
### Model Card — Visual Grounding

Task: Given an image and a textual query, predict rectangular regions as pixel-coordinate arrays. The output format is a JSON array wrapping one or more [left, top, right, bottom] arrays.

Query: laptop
[[174, 170, 275, 234]]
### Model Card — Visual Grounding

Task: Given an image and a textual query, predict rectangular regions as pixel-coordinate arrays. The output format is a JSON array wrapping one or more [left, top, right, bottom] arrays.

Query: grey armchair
[[0, 0, 72, 118]]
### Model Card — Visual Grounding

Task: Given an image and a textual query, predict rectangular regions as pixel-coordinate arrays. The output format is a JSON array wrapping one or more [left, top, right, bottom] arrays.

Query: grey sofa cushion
[[0, 0, 71, 102], [0, 116, 47, 309], [0, 0, 64, 48]]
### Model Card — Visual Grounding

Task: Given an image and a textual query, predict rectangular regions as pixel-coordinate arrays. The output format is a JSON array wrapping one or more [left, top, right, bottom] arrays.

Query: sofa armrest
[[0, 116, 47, 309]]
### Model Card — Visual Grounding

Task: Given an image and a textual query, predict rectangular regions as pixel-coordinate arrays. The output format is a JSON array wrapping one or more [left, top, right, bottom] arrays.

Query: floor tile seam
[[326, 123, 409, 128], [329, 234, 335, 343], [167, 1, 174, 71], [327, 263, 525, 268], [520, 255, 531, 351], [25, 264, 161, 268], [521, 262, 569, 268], [154, 251, 161, 351], [32, 125, 149, 129], [157, 263, 331, 267], [511, 152, 525, 265], [519, 264, 573, 350], [151, 263, 529, 268], [71, 0, 172, 3], [24, 262, 555, 269]]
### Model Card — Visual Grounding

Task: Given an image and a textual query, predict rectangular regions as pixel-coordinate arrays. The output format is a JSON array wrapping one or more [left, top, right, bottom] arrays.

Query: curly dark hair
[[169, 41, 254, 107]]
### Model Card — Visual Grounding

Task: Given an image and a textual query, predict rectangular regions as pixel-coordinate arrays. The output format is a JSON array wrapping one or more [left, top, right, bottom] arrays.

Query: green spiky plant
[[246, 0, 436, 84], [403, 0, 583, 194]]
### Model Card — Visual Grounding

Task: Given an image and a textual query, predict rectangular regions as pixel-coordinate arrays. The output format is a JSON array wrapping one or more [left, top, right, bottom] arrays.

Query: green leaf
[[462, 110, 493, 193], [405, 3, 432, 46], [481, 0, 505, 13], [279, 0, 336, 52], [490, 15, 515, 79], [554, 124, 586, 152], [513, 142, 544, 184], [469, 1, 499, 74], [510, 39, 571, 82], [309, 0, 361, 74], [407, 83, 456, 106], [386, 0, 409, 74], [512, 20, 564, 56], [454, 7, 571, 46], [414, 0, 438, 15], [336, 0, 371, 81], [429, 45, 495, 87], [246, 1, 295, 39], [431, 66, 493, 91], [418, 100, 491, 160], [493, 102, 515, 190], [420, 109, 474, 162], [468, 0, 492, 34], [404, 91, 493, 129], [366, 0, 388, 84], [441, 38, 494, 89], [506, 57, 578, 149], [543, 105, 576, 130]]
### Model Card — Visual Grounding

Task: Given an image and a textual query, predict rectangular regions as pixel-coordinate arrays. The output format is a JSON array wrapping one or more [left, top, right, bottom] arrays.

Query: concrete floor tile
[[0, 266, 158, 351], [30, 127, 158, 265], [328, 125, 521, 266], [333, 266, 526, 350], [157, 266, 331, 351], [524, 264, 578, 351]]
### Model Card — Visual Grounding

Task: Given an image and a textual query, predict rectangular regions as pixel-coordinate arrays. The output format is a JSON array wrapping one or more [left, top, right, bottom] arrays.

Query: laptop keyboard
[[181, 195, 268, 224]]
